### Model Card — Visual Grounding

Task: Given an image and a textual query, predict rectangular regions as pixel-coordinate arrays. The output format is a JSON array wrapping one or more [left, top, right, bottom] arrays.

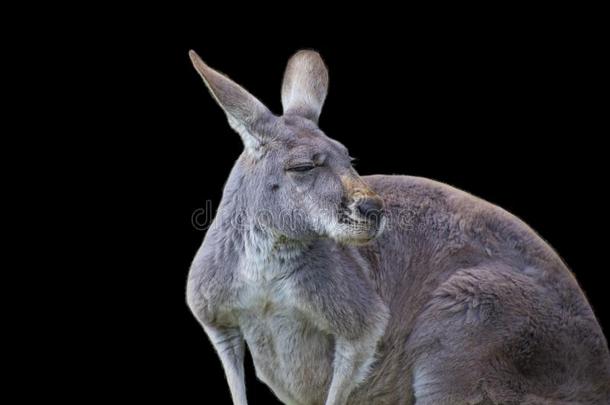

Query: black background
[[71, 13, 608, 403]]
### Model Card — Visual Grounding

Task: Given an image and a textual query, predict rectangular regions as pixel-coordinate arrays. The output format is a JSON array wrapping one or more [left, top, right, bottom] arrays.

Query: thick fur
[[186, 50, 610, 404]]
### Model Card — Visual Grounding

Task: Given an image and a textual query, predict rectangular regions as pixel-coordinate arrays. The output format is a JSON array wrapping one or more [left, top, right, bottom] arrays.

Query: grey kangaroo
[[186, 49, 610, 404]]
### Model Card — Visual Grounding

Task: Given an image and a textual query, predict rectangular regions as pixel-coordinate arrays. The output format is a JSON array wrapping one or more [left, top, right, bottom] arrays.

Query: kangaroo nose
[[356, 198, 383, 219]]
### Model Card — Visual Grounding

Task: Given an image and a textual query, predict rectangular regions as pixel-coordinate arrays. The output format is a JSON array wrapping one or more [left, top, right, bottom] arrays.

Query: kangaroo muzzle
[[341, 175, 385, 226]]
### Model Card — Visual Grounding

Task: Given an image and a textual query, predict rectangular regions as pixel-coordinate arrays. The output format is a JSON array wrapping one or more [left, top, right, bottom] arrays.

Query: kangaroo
[[186, 49, 610, 404]]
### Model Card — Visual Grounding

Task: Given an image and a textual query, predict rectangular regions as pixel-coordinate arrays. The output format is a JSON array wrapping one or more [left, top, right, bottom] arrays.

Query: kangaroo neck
[[214, 179, 311, 271]]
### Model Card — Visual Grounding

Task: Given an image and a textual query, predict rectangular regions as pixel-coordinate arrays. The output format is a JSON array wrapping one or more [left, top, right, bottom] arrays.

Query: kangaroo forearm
[[204, 325, 248, 405]]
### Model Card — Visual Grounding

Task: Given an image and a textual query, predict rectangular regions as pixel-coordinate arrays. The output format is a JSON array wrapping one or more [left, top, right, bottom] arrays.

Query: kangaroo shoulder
[[186, 229, 240, 324], [364, 174, 566, 267]]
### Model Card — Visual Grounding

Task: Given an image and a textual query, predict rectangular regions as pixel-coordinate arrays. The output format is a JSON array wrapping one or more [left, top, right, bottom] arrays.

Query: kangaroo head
[[190, 49, 385, 244]]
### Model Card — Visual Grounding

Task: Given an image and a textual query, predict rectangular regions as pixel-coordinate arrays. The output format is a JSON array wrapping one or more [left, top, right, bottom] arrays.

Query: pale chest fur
[[228, 254, 336, 405]]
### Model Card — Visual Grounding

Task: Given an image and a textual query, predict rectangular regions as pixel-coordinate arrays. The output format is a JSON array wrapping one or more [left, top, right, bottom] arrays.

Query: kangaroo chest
[[232, 260, 335, 404]]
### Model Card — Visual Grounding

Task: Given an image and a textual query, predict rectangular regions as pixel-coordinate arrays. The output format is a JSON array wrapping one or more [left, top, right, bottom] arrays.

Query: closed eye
[[287, 163, 316, 172]]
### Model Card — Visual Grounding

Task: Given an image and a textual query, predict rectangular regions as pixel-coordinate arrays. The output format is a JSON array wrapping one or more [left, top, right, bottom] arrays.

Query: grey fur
[[186, 50, 610, 404]]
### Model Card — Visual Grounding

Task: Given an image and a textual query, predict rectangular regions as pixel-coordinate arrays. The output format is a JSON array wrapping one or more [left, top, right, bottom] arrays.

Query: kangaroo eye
[[287, 163, 316, 172]]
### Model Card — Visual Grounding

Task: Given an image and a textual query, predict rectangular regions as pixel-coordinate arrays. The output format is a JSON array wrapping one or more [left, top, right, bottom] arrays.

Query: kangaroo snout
[[356, 197, 384, 221], [342, 175, 385, 226]]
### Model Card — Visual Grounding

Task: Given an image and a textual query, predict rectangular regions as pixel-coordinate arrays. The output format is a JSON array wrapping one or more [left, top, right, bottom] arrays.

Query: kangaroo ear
[[281, 50, 329, 124], [189, 50, 273, 152]]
